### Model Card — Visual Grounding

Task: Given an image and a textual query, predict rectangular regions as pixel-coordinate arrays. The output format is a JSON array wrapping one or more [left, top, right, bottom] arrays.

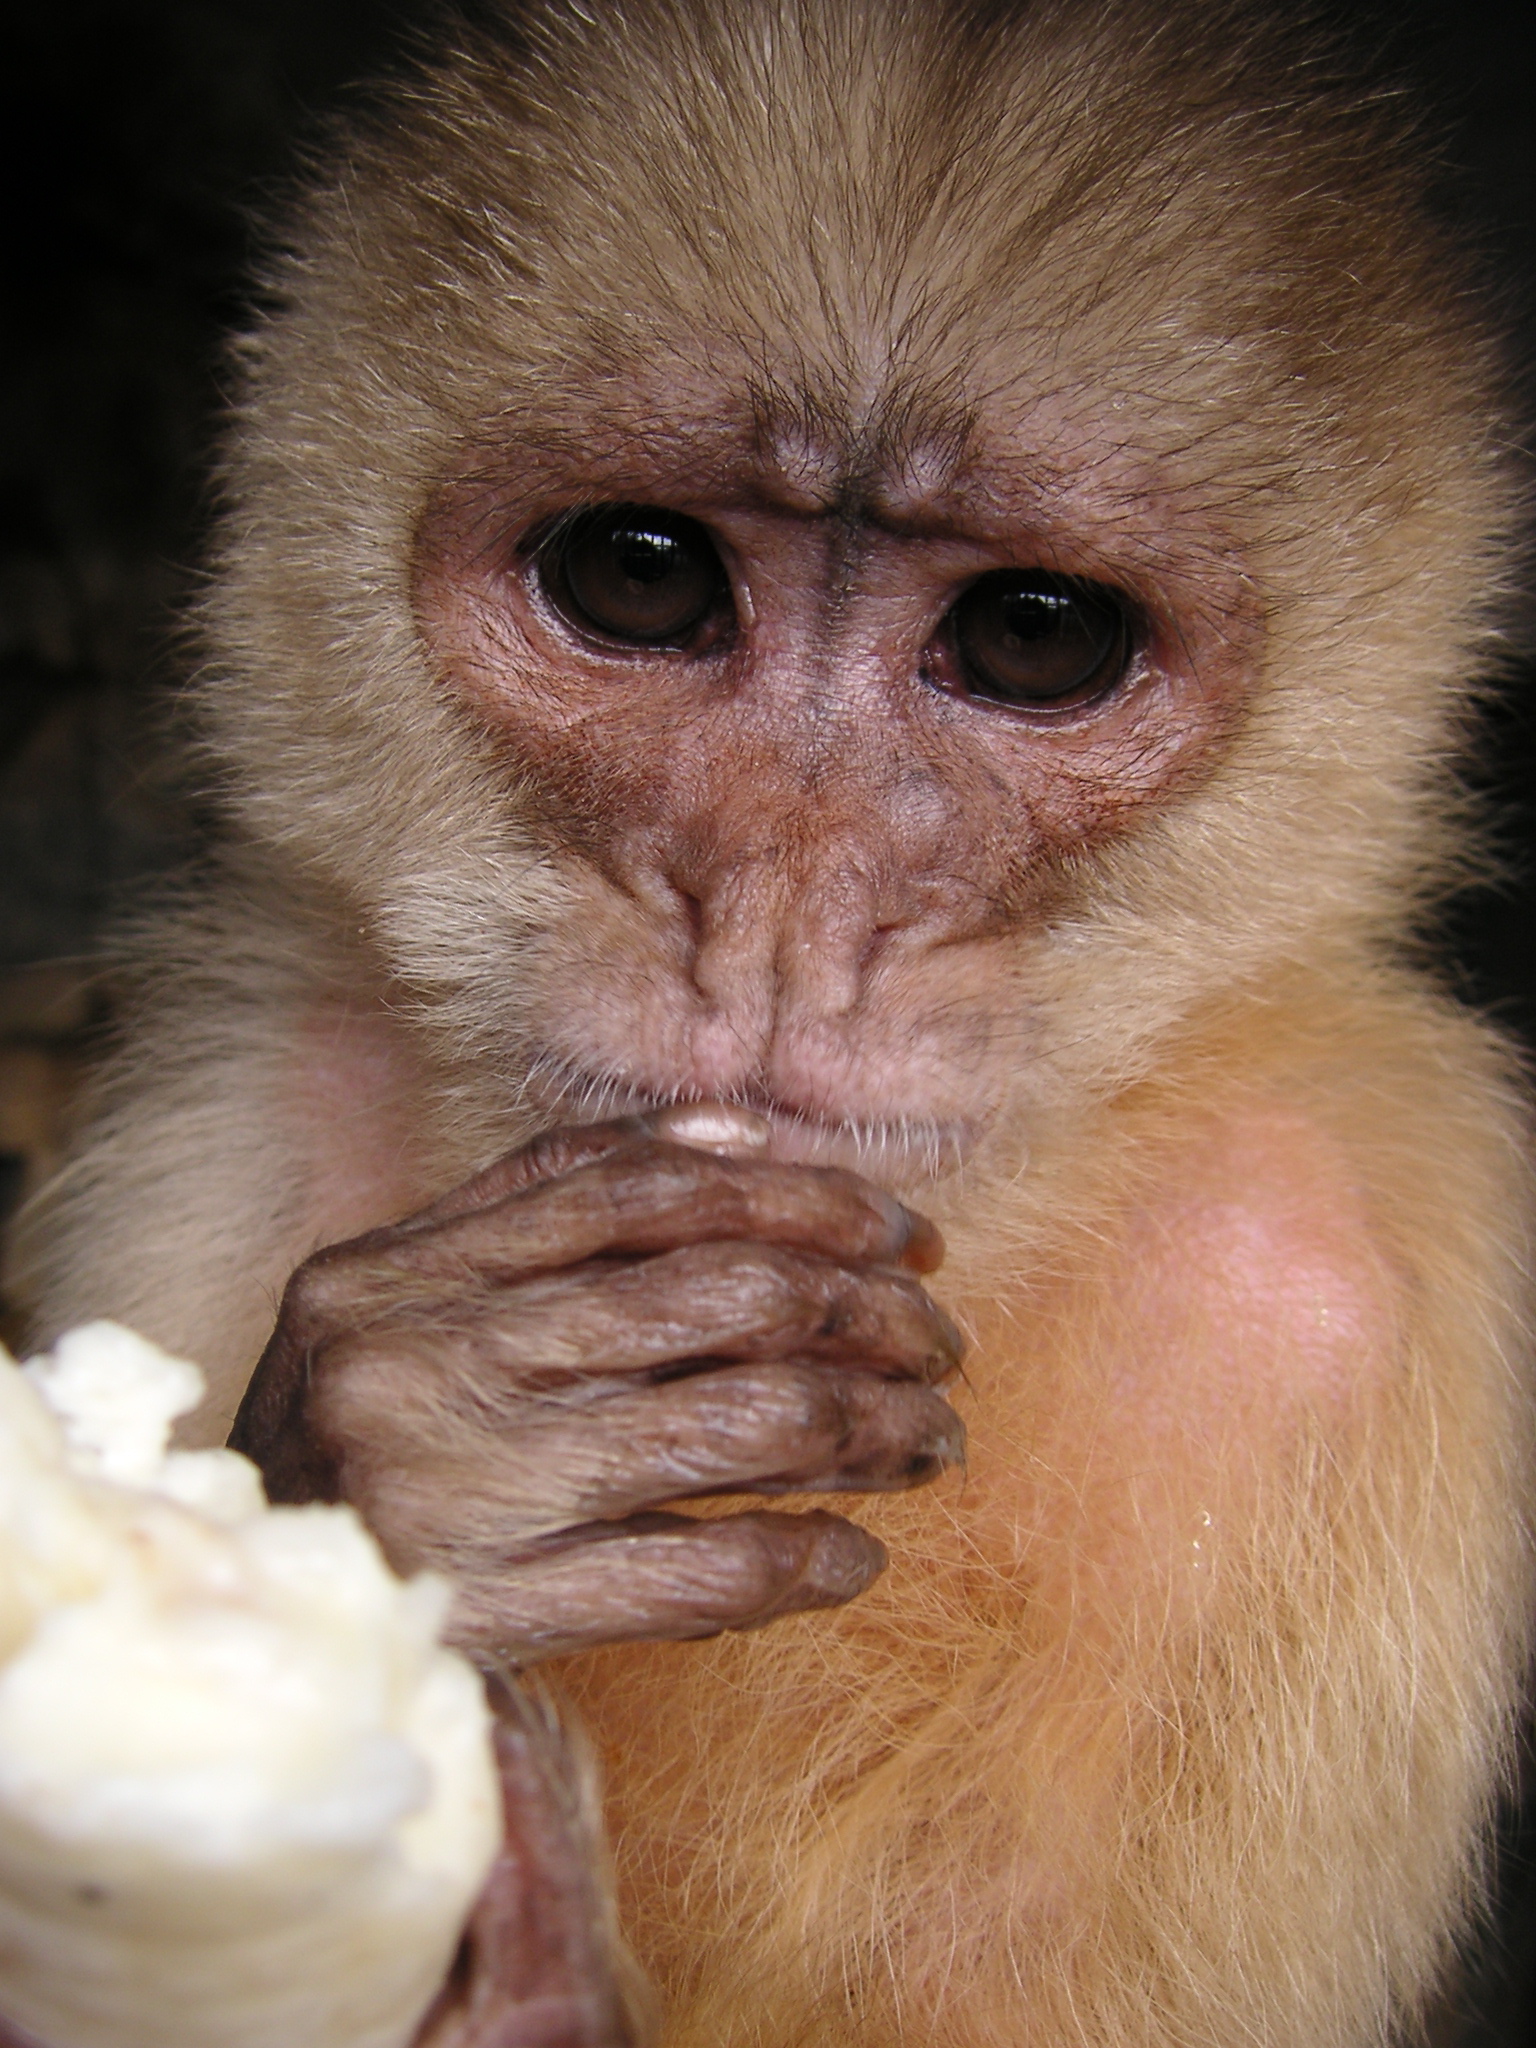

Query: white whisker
[[517, 1052, 972, 1183]]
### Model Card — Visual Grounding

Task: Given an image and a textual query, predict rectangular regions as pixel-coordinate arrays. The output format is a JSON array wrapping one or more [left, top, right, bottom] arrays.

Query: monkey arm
[[18, 950, 1533, 2048], [410, 1680, 643, 2048], [11, 962, 347, 1445]]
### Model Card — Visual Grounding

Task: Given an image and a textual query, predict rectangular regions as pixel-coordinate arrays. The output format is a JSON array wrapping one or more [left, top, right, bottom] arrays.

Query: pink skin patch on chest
[[1111, 1105, 1396, 1425], [940, 1099, 1399, 1633]]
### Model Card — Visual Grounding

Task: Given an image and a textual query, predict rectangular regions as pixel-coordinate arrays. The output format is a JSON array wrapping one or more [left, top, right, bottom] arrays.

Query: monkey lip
[[522, 1057, 974, 1184]]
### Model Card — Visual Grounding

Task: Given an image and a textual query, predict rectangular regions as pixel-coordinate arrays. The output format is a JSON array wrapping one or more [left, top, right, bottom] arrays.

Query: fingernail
[[926, 1402, 967, 1468], [896, 1207, 945, 1272], [932, 1304, 966, 1371], [650, 1104, 772, 1156]]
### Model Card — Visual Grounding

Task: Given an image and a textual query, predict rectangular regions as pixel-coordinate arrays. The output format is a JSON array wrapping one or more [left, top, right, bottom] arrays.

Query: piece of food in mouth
[[0, 1322, 501, 2048]]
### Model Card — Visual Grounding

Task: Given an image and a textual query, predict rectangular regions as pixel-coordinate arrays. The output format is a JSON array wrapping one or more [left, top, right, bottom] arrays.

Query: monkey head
[[200, 0, 1515, 1187]]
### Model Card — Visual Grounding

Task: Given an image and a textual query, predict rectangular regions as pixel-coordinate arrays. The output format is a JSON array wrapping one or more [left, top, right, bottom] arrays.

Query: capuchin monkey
[[12, 0, 1535, 2043]]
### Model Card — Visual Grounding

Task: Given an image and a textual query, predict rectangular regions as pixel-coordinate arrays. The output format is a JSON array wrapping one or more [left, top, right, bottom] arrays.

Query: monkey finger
[[409, 1143, 940, 1287], [363, 1364, 963, 1545], [282, 1140, 942, 1342], [269, 1245, 959, 1506], [447, 1509, 886, 1664], [533, 1361, 966, 1512], [401, 1112, 704, 1230], [402, 1103, 773, 1232], [277, 1118, 670, 1333], [648, 1102, 946, 1270], [422, 1240, 964, 1384]]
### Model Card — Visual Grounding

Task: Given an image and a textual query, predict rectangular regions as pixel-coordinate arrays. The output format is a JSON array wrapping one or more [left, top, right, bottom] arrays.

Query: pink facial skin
[[413, 368, 1257, 1177]]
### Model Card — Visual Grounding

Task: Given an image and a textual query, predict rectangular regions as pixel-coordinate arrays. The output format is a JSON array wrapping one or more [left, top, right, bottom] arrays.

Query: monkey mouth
[[520, 1052, 974, 1185]]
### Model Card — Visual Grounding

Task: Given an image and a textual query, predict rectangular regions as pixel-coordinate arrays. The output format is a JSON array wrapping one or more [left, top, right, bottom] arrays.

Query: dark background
[[0, 3, 1532, 2041]]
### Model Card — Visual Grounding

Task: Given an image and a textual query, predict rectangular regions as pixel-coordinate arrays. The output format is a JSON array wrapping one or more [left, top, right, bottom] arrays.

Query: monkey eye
[[941, 570, 1130, 710], [540, 504, 731, 648]]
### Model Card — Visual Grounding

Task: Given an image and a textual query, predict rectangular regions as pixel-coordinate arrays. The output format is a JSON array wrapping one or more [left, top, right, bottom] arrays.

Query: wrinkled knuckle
[[775, 1363, 847, 1436], [812, 1272, 861, 1340], [744, 1237, 795, 1273], [712, 1175, 758, 1236], [706, 1240, 804, 1317], [731, 1519, 798, 1602], [631, 1137, 700, 1189], [657, 1153, 751, 1230], [282, 1245, 363, 1335]]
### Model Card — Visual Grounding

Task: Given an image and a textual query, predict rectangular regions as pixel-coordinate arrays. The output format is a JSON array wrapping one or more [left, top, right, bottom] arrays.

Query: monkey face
[[410, 368, 1256, 1175]]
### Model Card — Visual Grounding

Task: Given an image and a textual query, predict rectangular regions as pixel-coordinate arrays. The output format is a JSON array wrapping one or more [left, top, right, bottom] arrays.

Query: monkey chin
[[520, 1054, 977, 1188]]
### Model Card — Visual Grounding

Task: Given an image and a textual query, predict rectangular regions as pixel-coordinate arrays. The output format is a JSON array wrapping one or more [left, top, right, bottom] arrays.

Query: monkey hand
[[229, 1106, 964, 1664]]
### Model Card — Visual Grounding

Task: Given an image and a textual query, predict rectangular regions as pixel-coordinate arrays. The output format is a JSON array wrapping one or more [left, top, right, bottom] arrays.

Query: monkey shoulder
[[928, 978, 1533, 1621], [959, 973, 1532, 1438], [14, 948, 444, 1442], [1107, 968, 1530, 1254]]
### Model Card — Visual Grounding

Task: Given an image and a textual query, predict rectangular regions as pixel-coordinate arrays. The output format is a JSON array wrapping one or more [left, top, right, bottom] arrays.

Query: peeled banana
[[0, 1323, 500, 2048]]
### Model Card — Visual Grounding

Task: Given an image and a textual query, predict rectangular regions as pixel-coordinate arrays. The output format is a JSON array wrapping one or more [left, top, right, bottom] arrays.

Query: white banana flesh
[[0, 1323, 501, 2048]]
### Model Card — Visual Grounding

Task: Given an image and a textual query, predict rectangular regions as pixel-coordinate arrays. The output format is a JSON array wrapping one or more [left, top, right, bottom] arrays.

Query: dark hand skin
[[411, 1676, 645, 2048], [229, 1103, 964, 1665]]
